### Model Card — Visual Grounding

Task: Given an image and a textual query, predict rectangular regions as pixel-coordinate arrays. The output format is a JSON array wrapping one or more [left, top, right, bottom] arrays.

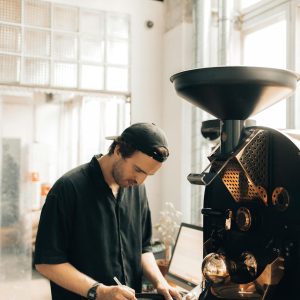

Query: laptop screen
[[165, 223, 203, 291]]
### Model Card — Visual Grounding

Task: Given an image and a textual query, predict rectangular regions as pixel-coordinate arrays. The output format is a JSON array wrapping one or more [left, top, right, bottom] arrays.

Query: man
[[34, 122, 180, 300]]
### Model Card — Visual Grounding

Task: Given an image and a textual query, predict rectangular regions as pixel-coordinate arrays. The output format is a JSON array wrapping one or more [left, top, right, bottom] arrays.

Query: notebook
[[165, 223, 204, 292]]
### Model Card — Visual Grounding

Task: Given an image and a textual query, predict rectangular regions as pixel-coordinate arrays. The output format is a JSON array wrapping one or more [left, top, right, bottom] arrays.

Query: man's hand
[[141, 252, 181, 300], [155, 281, 182, 300], [97, 284, 137, 300]]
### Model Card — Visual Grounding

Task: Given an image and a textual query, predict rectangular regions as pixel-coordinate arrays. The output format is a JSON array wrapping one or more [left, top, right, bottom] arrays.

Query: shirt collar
[[89, 155, 125, 200]]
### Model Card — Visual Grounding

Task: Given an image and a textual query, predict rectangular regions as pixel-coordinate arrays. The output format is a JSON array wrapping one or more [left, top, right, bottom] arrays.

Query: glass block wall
[[0, 0, 130, 93]]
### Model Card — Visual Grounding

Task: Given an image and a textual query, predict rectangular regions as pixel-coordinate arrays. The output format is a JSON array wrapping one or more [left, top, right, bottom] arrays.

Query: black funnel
[[170, 66, 299, 120], [171, 66, 299, 155]]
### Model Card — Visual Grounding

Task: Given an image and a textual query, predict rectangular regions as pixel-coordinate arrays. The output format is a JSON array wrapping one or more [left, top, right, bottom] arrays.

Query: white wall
[[161, 23, 194, 223]]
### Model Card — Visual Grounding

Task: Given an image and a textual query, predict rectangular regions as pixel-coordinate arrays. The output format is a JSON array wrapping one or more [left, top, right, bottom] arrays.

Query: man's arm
[[35, 263, 136, 300], [141, 252, 181, 300]]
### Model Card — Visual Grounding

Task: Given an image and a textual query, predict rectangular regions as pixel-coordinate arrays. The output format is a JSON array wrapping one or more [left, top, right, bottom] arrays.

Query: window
[[240, 1, 290, 129], [80, 95, 130, 165], [240, 0, 262, 10], [0, 0, 130, 93]]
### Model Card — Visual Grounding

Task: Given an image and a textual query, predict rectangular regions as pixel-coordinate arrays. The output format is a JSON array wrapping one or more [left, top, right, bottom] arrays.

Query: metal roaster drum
[[171, 66, 300, 300]]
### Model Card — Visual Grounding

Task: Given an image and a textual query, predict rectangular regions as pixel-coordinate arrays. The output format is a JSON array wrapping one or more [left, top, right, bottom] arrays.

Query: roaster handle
[[187, 156, 231, 186]]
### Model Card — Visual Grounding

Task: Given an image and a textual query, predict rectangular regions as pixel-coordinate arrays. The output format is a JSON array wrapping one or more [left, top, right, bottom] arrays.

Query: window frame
[[240, 0, 298, 129], [0, 0, 131, 95]]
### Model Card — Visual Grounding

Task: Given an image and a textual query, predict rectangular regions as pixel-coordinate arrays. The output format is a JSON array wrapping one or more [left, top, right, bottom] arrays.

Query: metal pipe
[[194, 0, 211, 68], [220, 120, 243, 155], [218, 0, 234, 65]]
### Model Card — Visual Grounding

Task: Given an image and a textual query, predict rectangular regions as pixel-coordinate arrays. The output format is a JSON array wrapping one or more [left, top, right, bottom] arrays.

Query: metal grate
[[221, 159, 258, 201], [239, 130, 269, 188]]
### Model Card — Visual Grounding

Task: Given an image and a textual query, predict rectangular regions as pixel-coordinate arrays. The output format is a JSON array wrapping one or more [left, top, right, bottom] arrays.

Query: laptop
[[165, 223, 204, 292]]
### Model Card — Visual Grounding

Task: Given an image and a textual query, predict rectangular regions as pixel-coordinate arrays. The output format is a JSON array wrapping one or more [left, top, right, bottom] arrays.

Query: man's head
[[108, 122, 169, 162], [107, 123, 169, 187]]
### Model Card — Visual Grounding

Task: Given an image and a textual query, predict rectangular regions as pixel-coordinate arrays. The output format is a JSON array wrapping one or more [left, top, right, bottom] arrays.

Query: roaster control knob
[[202, 253, 229, 284], [236, 207, 252, 231]]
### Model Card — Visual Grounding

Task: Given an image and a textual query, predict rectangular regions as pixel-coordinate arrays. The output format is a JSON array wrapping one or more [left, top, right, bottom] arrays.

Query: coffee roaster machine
[[171, 66, 300, 300]]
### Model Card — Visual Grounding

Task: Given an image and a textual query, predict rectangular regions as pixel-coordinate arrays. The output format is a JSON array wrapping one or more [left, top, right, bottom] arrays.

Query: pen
[[113, 276, 123, 286]]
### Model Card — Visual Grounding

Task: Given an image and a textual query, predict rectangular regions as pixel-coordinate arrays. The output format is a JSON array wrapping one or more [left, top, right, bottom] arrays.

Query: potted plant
[[155, 202, 182, 276]]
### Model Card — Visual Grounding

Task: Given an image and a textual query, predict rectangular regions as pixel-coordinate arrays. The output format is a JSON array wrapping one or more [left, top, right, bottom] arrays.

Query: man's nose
[[135, 173, 147, 185]]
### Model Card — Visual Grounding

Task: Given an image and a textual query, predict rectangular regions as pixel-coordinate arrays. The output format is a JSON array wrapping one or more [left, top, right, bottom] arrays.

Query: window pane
[[81, 96, 129, 162], [0, 54, 20, 83], [243, 21, 286, 68], [22, 58, 49, 85], [53, 62, 77, 88], [24, 29, 50, 57], [80, 65, 104, 90], [81, 98, 101, 161], [107, 39, 129, 65], [240, 0, 262, 9], [53, 4, 78, 32], [80, 10, 104, 37], [0, 0, 21, 23], [251, 100, 286, 129], [103, 98, 130, 148], [243, 20, 287, 128], [0, 24, 21, 53], [107, 13, 129, 38], [80, 37, 104, 63], [106, 67, 128, 92], [53, 33, 77, 60], [24, 0, 50, 28]]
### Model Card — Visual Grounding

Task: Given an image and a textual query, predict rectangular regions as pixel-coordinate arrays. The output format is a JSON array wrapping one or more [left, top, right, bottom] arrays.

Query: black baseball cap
[[107, 122, 169, 162]]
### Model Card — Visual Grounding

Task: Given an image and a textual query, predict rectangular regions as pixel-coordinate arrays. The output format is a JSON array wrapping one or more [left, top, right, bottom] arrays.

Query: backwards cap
[[108, 122, 169, 162]]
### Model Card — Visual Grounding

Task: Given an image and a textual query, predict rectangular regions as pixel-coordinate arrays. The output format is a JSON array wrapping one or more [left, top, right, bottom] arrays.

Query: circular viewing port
[[272, 187, 289, 211], [236, 207, 252, 231]]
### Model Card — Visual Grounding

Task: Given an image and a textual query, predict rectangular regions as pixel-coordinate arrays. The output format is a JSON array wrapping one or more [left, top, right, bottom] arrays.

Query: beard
[[111, 158, 137, 187]]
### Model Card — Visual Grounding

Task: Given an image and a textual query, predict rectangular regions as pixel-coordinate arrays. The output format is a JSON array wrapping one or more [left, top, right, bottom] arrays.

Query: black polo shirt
[[34, 155, 153, 300]]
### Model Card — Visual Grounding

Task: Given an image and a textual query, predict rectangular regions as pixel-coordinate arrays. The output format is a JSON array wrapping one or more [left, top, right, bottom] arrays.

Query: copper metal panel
[[220, 159, 258, 202], [219, 129, 269, 204]]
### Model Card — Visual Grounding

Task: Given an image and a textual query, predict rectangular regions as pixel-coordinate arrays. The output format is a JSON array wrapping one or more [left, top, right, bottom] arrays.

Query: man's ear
[[114, 144, 121, 156]]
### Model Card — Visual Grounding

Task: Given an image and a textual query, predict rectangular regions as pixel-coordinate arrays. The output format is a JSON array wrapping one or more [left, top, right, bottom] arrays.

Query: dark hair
[[108, 136, 169, 160], [108, 137, 136, 158]]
